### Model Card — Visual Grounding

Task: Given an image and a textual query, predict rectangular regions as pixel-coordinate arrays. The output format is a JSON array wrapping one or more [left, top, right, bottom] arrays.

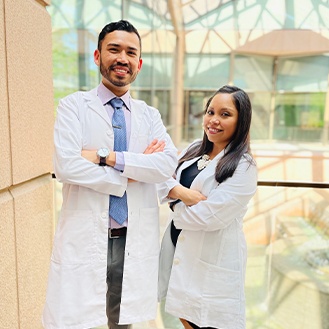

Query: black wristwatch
[[96, 148, 110, 166]]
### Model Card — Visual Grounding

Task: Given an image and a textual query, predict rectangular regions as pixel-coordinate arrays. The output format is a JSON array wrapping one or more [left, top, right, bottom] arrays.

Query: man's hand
[[81, 139, 165, 172], [128, 139, 166, 183], [143, 139, 165, 154]]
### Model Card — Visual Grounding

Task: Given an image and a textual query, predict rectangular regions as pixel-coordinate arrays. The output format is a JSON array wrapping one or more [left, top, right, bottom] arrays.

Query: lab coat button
[[178, 235, 185, 242], [101, 212, 107, 218], [173, 258, 180, 265]]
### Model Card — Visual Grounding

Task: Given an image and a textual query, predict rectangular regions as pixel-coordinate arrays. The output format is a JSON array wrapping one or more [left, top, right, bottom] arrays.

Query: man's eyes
[[127, 51, 137, 56], [108, 48, 137, 56]]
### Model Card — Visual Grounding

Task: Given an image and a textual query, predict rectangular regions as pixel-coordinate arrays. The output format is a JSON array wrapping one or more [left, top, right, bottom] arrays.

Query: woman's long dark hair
[[177, 85, 254, 184]]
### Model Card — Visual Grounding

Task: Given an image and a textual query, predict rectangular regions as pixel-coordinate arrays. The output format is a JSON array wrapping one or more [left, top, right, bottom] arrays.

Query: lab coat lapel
[[176, 157, 199, 182], [128, 100, 147, 151], [190, 150, 224, 194], [83, 88, 112, 126]]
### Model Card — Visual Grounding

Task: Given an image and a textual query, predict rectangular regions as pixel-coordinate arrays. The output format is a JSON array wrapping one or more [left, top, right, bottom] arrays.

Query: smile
[[114, 68, 128, 74], [110, 64, 131, 75], [208, 127, 222, 133]]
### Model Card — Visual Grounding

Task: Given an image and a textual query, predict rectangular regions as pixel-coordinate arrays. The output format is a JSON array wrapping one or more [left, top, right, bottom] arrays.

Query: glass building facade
[[48, 0, 329, 145]]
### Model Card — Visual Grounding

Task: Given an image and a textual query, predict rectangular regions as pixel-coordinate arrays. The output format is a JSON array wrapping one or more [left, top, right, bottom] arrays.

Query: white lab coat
[[157, 143, 257, 329], [42, 87, 177, 329]]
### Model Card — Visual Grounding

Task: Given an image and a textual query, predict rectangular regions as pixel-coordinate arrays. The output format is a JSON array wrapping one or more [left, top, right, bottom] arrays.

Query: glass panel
[[132, 90, 171, 125], [249, 92, 272, 140], [277, 55, 329, 92], [234, 55, 273, 91], [244, 185, 329, 329], [134, 55, 172, 89], [184, 91, 214, 141], [274, 93, 326, 142], [185, 55, 229, 89]]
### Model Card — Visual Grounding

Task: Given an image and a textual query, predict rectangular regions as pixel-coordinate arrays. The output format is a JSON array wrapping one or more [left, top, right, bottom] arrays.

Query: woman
[[157, 85, 258, 329]]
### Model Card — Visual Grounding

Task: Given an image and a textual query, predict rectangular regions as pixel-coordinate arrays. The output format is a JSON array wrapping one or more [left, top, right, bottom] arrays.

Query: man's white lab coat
[[42, 87, 177, 329]]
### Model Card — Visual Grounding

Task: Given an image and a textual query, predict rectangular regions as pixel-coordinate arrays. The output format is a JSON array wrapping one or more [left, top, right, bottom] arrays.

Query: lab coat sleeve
[[157, 177, 180, 204], [122, 109, 178, 184], [172, 157, 258, 231], [156, 140, 201, 203], [53, 94, 127, 197]]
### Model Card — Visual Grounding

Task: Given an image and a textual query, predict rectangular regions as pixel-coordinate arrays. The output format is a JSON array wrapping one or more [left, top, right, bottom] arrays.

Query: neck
[[102, 79, 130, 97], [208, 147, 223, 159]]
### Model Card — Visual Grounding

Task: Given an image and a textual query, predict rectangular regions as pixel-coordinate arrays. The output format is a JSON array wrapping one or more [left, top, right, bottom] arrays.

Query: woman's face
[[203, 93, 239, 150]]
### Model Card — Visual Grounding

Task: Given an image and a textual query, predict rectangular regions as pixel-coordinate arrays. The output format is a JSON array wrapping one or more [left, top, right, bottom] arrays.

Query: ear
[[137, 58, 143, 72], [94, 49, 100, 66]]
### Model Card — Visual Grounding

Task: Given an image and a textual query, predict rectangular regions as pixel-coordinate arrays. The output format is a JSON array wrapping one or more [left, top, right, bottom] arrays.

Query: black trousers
[[106, 236, 132, 329]]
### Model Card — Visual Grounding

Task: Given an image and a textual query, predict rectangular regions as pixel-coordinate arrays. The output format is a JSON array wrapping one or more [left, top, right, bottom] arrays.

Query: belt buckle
[[109, 228, 119, 239]]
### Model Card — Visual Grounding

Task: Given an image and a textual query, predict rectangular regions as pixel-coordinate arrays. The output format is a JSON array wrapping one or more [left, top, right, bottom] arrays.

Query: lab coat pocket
[[51, 209, 95, 264], [187, 260, 241, 313], [138, 207, 160, 257]]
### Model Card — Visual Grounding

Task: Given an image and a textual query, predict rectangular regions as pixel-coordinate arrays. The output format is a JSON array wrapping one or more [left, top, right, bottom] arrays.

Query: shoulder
[[238, 153, 258, 176], [178, 139, 202, 159], [59, 88, 98, 107], [60, 89, 93, 103], [131, 98, 158, 111], [241, 152, 255, 163]]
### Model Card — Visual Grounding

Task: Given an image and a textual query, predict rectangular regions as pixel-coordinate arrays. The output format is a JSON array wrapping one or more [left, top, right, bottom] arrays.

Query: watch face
[[97, 148, 109, 158]]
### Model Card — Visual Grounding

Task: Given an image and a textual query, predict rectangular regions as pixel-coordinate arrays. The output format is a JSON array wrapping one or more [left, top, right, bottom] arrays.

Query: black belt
[[108, 227, 127, 239]]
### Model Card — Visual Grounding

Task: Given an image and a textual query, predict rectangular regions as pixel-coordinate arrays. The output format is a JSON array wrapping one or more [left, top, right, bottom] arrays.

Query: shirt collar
[[97, 82, 131, 111]]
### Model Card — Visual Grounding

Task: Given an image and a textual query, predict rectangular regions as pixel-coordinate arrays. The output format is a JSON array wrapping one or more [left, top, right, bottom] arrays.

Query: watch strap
[[99, 156, 107, 166]]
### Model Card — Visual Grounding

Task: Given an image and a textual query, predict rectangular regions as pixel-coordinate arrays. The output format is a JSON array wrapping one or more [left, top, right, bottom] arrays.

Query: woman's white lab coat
[[157, 143, 257, 329], [42, 87, 177, 329]]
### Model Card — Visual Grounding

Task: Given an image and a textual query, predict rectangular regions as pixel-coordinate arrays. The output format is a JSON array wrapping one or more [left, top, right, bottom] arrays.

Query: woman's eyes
[[206, 110, 230, 117]]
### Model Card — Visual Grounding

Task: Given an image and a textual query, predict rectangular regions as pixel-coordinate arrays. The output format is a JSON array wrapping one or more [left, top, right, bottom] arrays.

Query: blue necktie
[[109, 97, 128, 225]]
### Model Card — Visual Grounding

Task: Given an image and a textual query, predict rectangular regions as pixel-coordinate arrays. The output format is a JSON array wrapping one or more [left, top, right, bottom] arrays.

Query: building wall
[[0, 0, 54, 328]]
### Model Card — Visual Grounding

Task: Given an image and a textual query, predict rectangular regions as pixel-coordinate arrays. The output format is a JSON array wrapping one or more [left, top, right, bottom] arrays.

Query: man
[[42, 20, 177, 329]]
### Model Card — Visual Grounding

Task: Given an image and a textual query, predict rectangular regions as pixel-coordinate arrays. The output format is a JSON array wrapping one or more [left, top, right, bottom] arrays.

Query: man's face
[[94, 30, 143, 95]]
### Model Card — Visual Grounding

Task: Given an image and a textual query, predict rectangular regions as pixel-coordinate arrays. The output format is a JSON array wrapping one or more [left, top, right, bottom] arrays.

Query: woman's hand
[[169, 185, 207, 206]]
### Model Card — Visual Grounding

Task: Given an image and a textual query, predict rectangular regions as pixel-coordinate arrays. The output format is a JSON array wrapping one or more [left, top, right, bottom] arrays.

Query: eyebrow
[[106, 43, 138, 52], [208, 106, 236, 112]]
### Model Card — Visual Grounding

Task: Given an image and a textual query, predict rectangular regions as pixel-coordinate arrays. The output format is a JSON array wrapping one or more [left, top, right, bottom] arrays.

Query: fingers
[[143, 139, 166, 154], [181, 189, 207, 206]]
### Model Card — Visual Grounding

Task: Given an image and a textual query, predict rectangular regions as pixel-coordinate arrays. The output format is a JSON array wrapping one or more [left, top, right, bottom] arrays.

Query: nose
[[210, 117, 220, 124], [117, 50, 128, 64]]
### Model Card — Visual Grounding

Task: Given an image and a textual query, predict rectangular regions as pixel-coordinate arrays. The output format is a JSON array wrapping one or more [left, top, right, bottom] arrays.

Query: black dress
[[169, 159, 201, 246]]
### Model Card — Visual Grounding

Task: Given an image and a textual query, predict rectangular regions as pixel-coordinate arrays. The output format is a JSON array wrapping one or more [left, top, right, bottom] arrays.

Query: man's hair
[[98, 20, 142, 55]]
